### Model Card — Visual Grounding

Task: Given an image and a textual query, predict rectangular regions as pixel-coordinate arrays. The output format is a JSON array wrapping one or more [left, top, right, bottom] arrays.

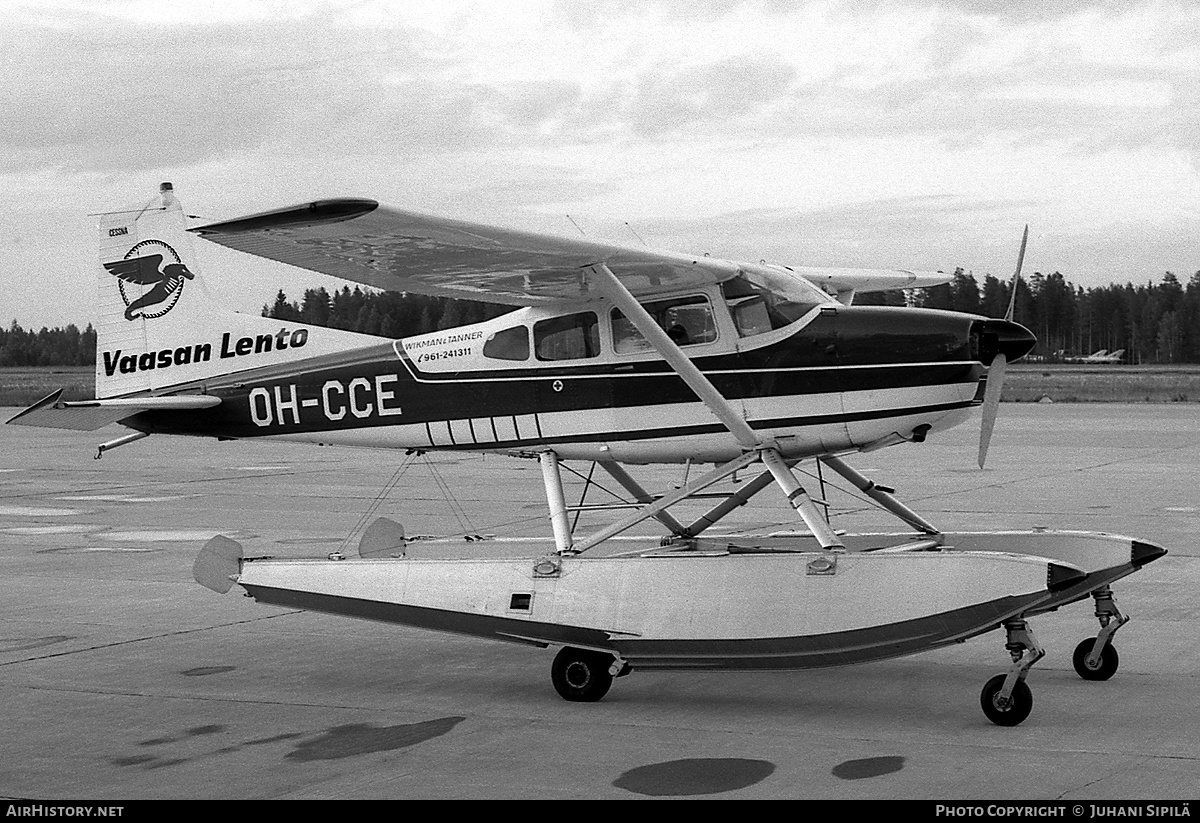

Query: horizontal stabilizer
[[193, 535, 244, 594], [6, 390, 221, 431], [358, 517, 407, 558]]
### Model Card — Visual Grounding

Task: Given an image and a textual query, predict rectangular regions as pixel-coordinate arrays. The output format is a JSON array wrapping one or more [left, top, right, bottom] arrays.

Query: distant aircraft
[[1083, 349, 1125, 364], [8, 184, 1165, 726], [1062, 349, 1125, 364]]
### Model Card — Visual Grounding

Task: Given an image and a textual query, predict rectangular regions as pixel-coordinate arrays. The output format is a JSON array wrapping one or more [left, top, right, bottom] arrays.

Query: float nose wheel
[[981, 675, 1033, 726], [980, 618, 1043, 727], [1073, 638, 1120, 681], [551, 647, 617, 702], [1072, 586, 1127, 681]]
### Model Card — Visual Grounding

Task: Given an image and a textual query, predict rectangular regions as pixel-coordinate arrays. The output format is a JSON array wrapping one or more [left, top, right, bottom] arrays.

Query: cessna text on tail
[[8, 183, 1166, 726]]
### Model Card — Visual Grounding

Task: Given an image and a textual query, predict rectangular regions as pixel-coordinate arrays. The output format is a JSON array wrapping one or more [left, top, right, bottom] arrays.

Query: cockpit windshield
[[721, 268, 831, 337]]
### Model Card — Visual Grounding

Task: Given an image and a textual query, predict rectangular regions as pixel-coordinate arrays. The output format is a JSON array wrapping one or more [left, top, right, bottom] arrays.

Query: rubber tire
[[980, 674, 1034, 727], [551, 647, 615, 702], [1072, 637, 1119, 681]]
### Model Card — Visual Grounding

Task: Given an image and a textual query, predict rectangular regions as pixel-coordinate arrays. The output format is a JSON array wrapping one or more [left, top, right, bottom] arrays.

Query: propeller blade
[[979, 225, 1029, 468], [978, 352, 1007, 469], [1005, 225, 1028, 323]]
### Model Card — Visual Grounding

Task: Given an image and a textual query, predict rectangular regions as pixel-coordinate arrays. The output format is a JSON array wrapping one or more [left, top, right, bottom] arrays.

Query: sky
[[2, 0, 1198, 328]]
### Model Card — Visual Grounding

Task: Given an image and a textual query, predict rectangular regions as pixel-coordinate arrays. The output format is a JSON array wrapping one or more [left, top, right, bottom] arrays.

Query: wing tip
[[190, 198, 379, 236]]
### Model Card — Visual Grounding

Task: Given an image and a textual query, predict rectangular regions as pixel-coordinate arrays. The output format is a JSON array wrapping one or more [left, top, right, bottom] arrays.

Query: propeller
[[978, 225, 1028, 469]]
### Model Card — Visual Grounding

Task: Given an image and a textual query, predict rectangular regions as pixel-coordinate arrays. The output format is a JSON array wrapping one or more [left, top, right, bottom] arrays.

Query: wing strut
[[585, 263, 844, 551], [587, 263, 758, 449]]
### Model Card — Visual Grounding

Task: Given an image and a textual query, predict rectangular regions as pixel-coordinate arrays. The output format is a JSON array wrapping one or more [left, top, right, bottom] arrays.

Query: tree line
[[270, 273, 1200, 364], [0, 288, 506, 368], [261, 285, 511, 337], [857, 269, 1200, 364], [6, 270, 1199, 366], [0, 322, 96, 367]]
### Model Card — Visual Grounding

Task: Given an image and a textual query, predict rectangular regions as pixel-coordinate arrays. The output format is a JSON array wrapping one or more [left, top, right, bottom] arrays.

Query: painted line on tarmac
[[0, 505, 89, 517], [0, 611, 303, 668]]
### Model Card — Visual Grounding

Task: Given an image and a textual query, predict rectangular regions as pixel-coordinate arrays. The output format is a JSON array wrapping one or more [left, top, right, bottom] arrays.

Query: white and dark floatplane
[[9, 184, 1166, 726]]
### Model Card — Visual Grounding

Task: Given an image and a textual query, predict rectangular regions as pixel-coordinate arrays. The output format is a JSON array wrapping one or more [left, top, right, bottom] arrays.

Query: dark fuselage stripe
[[425, 399, 976, 451]]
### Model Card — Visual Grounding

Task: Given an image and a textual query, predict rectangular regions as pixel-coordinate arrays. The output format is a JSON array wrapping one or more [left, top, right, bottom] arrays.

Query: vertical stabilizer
[[95, 184, 383, 398]]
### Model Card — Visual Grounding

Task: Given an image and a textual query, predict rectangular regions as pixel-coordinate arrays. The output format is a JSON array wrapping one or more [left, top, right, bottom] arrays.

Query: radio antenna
[[625, 221, 648, 247]]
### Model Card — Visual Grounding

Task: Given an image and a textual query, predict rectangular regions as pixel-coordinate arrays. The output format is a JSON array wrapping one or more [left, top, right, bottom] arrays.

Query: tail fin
[[95, 184, 381, 398]]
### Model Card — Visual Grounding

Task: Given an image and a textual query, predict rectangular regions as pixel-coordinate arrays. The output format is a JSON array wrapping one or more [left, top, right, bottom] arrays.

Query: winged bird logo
[[104, 240, 195, 320]]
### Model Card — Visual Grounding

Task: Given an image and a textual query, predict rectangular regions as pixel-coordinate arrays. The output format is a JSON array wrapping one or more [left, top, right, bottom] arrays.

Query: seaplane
[[8, 184, 1166, 726]]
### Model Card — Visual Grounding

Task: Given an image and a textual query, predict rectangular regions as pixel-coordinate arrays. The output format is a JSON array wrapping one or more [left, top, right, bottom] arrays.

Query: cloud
[[0, 8, 433, 171], [624, 56, 797, 136], [7, 1, 1195, 172], [2, 0, 1198, 326], [633, 192, 1200, 291]]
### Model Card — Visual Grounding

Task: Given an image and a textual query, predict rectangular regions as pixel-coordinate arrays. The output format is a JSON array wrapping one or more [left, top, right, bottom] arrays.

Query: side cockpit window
[[534, 312, 600, 361], [722, 270, 826, 337], [482, 325, 529, 361], [727, 295, 773, 338], [611, 295, 717, 354]]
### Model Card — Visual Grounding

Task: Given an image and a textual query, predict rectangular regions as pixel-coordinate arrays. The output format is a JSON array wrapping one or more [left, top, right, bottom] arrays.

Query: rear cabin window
[[483, 325, 529, 361], [534, 312, 600, 361], [611, 295, 718, 354]]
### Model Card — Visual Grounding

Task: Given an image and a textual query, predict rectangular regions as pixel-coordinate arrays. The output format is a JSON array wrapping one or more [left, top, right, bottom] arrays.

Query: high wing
[[190, 199, 945, 305], [190, 199, 741, 306], [793, 266, 949, 295]]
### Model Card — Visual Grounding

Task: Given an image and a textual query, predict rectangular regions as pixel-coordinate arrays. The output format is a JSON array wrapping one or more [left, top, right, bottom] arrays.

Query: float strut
[[539, 451, 575, 555], [760, 449, 845, 550], [820, 455, 939, 535], [597, 461, 690, 537]]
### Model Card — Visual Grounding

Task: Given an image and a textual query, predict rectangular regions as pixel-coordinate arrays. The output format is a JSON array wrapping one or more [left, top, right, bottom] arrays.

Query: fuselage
[[125, 282, 1034, 464]]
